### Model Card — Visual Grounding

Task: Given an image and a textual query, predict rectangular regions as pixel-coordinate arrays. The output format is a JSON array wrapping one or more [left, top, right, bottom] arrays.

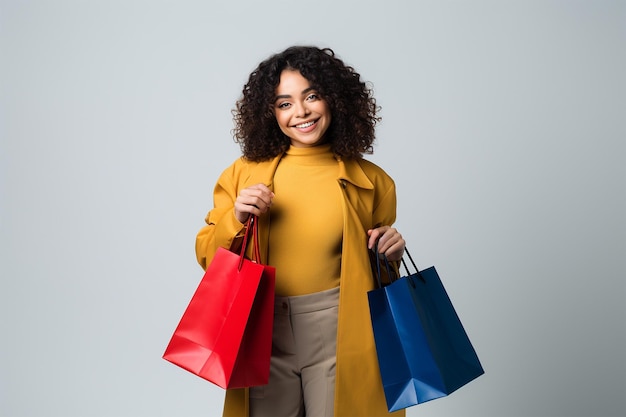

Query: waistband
[[275, 286, 340, 315]]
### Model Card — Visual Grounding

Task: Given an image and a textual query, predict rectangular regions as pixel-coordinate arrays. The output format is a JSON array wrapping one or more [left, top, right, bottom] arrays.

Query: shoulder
[[218, 154, 282, 186], [216, 157, 250, 182], [354, 158, 396, 186], [338, 156, 396, 194], [220, 156, 271, 175]]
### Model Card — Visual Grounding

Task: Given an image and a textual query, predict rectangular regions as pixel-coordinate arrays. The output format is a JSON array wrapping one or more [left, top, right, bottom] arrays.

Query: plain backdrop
[[1, 1, 624, 416]]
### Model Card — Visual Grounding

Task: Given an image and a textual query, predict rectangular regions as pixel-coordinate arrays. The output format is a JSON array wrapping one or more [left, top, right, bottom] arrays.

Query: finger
[[385, 242, 406, 261], [239, 187, 274, 209], [381, 236, 406, 261], [237, 194, 268, 210], [376, 228, 401, 253], [253, 185, 275, 202], [367, 226, 388, 250], [245, 183, 274, 198]]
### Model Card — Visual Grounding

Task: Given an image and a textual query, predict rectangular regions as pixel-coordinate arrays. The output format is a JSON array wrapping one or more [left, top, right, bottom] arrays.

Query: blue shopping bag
[[368, 248, 484, 412]]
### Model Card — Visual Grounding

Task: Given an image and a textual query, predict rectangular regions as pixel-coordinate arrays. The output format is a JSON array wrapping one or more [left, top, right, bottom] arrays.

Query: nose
[[294, 101, 310, 118]]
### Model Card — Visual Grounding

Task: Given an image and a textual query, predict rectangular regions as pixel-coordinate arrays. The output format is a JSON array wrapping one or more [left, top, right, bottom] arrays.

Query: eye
[[276, 102, 291, 109], [306, 93, 319, 101]]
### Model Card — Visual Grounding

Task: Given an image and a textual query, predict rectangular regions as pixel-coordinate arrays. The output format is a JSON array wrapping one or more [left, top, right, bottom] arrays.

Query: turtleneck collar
[[285, 144, 333, 157], [243, 147, 374, 190]]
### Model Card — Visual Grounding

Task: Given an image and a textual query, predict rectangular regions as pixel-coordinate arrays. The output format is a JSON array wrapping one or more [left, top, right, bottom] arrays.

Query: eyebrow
[[274, 87, 316, 102]]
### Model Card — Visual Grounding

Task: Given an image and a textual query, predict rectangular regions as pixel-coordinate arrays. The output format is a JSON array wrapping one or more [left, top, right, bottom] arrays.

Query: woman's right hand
[[234, 183, 275, 223]]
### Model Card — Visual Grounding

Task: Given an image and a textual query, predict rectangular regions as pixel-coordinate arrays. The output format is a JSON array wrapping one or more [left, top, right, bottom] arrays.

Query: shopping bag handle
[[400, 248, 423, 281], [371, 243, 425, 287], [238, 215, 261, 271], [371, 241, 395, 288]]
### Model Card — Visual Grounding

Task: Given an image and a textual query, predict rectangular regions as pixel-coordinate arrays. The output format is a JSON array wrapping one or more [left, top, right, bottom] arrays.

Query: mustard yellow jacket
[[195, 153, 404, 417]]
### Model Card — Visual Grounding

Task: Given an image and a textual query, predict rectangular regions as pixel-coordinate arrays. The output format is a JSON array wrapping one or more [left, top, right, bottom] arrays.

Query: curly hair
[[232, 46, 381, 161]]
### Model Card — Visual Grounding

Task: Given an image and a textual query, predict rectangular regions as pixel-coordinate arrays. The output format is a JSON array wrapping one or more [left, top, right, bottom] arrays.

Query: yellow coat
[[196, 153, 404, 417]]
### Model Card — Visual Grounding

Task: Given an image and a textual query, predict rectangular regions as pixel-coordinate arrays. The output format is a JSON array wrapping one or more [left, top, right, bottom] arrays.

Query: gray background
[[1, 0, 624, 416]]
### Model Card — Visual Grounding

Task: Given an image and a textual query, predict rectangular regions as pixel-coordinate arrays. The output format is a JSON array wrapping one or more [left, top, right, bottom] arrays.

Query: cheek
[[319, 105, 332, 126], [274, 112, 288, 128], [317, 102, 331, 119]]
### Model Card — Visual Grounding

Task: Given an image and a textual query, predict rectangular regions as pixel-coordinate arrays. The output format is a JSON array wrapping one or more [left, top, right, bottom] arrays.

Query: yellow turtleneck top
[[268, 144, 343, 296]]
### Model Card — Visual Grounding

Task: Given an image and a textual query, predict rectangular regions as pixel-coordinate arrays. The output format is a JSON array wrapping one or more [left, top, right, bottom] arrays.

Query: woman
[[196, 46, 405, 417]]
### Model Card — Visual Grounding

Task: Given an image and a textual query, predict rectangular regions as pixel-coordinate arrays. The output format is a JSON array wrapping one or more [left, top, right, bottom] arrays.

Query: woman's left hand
[[367, 226, 405, 262]]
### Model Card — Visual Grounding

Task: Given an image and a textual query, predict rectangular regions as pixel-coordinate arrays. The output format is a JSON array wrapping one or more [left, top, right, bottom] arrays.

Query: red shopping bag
[[163, 216, 275, 389]]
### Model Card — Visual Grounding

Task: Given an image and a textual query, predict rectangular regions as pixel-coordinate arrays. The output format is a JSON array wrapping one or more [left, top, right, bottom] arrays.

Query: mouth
[[293, 119, 317, 129]]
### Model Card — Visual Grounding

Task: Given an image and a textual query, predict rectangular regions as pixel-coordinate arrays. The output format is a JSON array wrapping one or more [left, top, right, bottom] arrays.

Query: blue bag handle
[[371, 241, 395, 288], [400, 248, 426, 283], [371, 243, 426, 288]]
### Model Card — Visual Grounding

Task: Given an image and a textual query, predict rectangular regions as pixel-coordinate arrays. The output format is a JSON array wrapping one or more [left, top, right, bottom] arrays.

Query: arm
[[195, 165, 246, 270], [195, 162, 274, 270], [367, 176, 405, 262], [367, 174, 405, 282]]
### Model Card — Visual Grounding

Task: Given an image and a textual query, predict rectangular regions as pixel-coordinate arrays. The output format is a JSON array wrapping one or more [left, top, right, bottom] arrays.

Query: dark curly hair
[[232, 46, 381, 161]]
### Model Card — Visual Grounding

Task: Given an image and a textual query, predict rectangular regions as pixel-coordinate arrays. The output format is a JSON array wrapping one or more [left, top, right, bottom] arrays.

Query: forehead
[[276, 70, 313, 95]]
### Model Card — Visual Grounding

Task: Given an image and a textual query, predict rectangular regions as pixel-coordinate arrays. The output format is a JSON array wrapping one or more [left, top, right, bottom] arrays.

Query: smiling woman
[[231, 46, 381, 161], [195, 45, 406, 417]]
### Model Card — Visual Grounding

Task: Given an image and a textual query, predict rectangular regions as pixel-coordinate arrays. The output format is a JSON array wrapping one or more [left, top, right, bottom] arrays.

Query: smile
[[294, 120, 316, 129]]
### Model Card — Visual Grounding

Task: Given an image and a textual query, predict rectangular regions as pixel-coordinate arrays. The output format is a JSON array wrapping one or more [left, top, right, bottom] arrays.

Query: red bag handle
[[238, 215, 261, 271], [252, 216, 261, 261]]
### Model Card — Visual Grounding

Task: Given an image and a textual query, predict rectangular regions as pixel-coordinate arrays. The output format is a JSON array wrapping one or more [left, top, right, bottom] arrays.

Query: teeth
[[295, 121, 315, 128]]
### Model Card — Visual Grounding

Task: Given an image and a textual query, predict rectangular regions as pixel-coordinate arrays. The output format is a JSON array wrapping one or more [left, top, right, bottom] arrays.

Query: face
[[273, 70, 331, 148]]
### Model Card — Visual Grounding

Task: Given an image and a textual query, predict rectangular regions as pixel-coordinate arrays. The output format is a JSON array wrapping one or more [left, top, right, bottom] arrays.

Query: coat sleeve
[[195, 161, 248, 270], [371, 170, 402, 282]]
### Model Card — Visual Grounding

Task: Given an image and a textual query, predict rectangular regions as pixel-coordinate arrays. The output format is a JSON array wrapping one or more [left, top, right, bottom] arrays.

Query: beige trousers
[[249, 286, 340, 417]]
